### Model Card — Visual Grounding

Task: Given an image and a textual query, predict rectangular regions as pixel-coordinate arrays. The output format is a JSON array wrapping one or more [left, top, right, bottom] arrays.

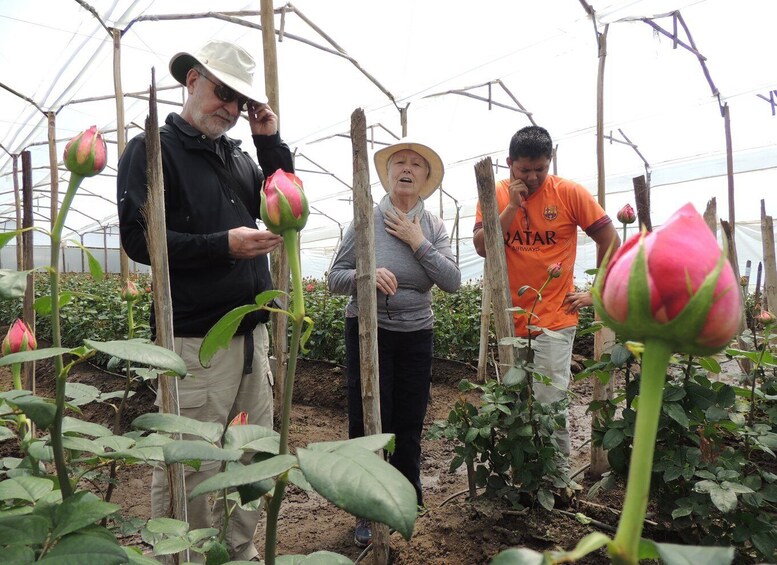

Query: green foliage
[[1, 275, 490, 367], [427, 370, 572, 510], [298, 278, 348, 363], [298, 278, 492, 366], [0, 272, 152, 357], [432, 281, 492, 364], [590, 354, 777, 563]]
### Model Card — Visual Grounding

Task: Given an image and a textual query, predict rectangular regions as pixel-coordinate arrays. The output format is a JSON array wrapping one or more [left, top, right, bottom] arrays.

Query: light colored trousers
[[151, 324, 274, 562], [517, 326, 576, 456]]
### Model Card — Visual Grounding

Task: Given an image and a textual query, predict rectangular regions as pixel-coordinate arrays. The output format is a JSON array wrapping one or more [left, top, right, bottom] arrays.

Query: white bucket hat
[[169, 39, 267, 104], [373, 138, 444, 200]]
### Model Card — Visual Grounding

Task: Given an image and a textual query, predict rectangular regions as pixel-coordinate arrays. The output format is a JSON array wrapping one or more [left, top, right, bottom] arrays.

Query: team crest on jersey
[[543, 206, 558, 221]]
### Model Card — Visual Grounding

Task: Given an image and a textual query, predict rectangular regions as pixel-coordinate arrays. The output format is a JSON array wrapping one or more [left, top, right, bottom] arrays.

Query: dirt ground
[[1, 346, 632, 565]]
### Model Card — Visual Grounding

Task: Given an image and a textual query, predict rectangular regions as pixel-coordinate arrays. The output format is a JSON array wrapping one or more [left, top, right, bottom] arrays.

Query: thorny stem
[[11, 363, 30, 436], [105, 300, 136, 506], [49, 173, 84, 499], [624, 364, 632, 410], [610, 338, 671, 565], [684, 355, 693, 384], [748, 342, 768, 427], [264, 230, 305, 565], [524, 273, 552, 433]]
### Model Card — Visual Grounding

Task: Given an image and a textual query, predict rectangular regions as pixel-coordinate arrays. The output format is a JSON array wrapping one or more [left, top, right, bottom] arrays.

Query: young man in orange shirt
[[473, 125, 620, 461]]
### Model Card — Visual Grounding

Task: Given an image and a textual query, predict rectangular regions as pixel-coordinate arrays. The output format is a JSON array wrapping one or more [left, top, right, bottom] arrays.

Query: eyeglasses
[[198, 72, 251, 112]]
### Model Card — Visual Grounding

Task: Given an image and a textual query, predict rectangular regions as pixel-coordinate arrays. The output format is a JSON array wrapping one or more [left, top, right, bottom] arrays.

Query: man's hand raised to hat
[[228, 226, 282, 259], [248, 102, 279, 136]]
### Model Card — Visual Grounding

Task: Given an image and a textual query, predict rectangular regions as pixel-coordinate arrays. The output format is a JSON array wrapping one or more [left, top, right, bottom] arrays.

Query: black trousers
[[345, 317, 432, 505]]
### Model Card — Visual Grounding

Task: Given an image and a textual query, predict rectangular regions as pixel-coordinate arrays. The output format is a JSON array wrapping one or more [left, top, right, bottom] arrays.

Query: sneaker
[[354, 518, 372, 548]]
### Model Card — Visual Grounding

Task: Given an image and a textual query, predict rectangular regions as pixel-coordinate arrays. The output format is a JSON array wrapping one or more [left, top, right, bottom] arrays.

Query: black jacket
[[117, 113, 294, 337]]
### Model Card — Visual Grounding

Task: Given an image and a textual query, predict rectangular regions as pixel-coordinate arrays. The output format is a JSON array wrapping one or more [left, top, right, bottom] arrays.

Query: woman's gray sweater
[[328, 195, 461, 332]]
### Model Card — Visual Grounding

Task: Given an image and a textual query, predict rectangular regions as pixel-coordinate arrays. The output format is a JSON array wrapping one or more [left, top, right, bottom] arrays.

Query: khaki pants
[[151, 324, 274, 562], [518, 326, 575, 456]]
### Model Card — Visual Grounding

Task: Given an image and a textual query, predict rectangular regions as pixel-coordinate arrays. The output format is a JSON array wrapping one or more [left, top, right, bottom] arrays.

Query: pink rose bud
[[2, 319, 37, 355], [260, 169, 309, 234], [121, 280, 139, 302], [229, 411, 248, 427], [306, 283, 315, 292], [63, 125, 107, 177], [595, 203, 742, 355], [616, 203, 637, 225], [547, 262, 562, 279], [758, 310, 776, 324]]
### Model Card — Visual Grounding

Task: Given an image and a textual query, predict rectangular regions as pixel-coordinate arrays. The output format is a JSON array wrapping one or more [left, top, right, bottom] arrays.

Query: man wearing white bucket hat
[[117, 39, 293, 562], [328, 138, 461, 547]]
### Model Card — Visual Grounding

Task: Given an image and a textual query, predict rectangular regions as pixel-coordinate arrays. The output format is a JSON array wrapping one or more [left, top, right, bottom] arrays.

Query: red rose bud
[[306, 283, 315, 292], [758, 310, 776, 324], [229, 411, 248, 427], [121, 280, 139, 302], [547, 262, 562, 279], [594, 203, 741, 356], [616, 203, 637, 225], [260, 169, 309, 234], [63, 126, 107, 177], [2, 319, 37, 355]]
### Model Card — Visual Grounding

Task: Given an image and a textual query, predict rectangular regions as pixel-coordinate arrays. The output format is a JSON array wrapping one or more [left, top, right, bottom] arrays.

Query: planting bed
[[2, 350, 628, 564]]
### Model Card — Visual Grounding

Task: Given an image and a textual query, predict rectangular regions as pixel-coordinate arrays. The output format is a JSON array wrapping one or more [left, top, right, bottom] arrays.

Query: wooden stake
[[21, 151, 36, 397], [632, 175, 652, 232], [261, 0, 290, 422], [143, 70, 188, 564], [47, 112, 58, 231], [762, 200, 777, 313], [474, 158, 514, 371], [12, 155, 22, 270], [590, 23, 613, 480], [720, 219, 752, 375], [350, 108, 389, 565], [477, 276, 491, 383], [113, 28, 130, 282], [703, 197, 717, 236]]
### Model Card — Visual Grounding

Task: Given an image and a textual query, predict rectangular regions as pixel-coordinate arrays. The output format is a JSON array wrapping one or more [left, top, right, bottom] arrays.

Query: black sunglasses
[[198, 72, 251, 112]]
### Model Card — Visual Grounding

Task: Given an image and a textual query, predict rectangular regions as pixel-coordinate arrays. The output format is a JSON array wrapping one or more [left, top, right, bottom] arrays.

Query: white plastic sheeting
[[0, 0, 775, 278]]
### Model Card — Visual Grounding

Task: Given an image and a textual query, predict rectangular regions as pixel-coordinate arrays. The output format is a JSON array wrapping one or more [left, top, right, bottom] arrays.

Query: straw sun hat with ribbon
[[169, 39, 268, 104], [374, 138, 444, 200]]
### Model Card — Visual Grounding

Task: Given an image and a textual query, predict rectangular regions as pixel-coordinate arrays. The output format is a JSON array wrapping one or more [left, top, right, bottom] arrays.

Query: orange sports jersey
[[474, 175, 610, 337]]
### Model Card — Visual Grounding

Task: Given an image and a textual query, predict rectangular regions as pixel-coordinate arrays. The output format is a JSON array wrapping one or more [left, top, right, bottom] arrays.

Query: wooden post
[[351, 108, 389, 565], [590, 23, 614, 480], [47, 112, 58, 231], [21, 151, 35, 394], [12, 154, 23, 270], [261, 0, 289, 420], [720, 219, 752, 375], [703, 197, 717, 236], [723, 104, 736, 238], [113, 27, 130, 281], [762, 200, 777, 313], [474, 158, 515, 372], [632, 175, 652, 232], [476, 275, 491, 383], [144, 72, 188, 564]]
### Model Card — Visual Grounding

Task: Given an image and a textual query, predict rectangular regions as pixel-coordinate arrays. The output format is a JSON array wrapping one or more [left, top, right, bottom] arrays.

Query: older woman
[[328, 139, 461, 547]]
